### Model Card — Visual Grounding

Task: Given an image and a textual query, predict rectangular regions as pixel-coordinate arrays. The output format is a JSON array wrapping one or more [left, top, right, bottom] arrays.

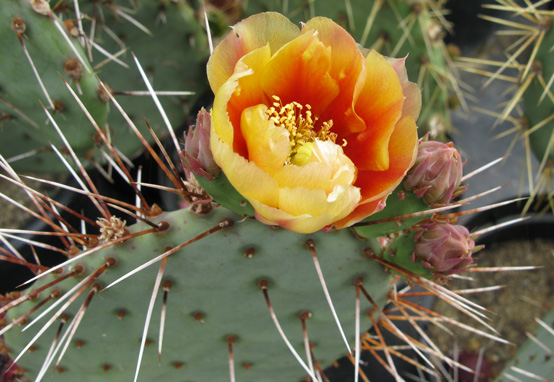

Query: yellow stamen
[[265, 95, 337, 164]]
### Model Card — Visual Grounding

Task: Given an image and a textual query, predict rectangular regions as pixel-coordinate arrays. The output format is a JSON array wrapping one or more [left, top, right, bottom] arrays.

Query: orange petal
[[302, 17, 367, 136], [332, 199, 384, 230], [229, 44, 272, 110], [345, 50, 404, 171], [213, 46, 272, 158], [207, 12, 299, 93], [260, 31, 340, 116], [334, 115, 418, 229], [240, 104, 290, 175], [386, 56, 422, 120]]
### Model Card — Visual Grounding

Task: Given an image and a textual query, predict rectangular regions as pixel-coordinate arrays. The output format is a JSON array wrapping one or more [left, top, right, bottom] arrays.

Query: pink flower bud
[[182, 108, 221, 180], [404, 140, 464, 206], [413, 222, 475, 279]]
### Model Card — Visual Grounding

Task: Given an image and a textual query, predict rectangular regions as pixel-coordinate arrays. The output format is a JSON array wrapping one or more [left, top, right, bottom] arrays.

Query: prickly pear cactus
[[0, 0, 209, 173], [494, 307, 554, 382], [458, 0, 554, 211], [3, 208, 392, 381], [0, 7, 498, 382], [0, 0, 108, 172], [521, 12, 554, 183]]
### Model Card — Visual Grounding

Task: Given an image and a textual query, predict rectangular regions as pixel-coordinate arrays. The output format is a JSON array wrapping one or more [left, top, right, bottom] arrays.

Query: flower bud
[[404, 140, 464, 206], [413, 222, 475, 279], [182, 108, 221, 180]]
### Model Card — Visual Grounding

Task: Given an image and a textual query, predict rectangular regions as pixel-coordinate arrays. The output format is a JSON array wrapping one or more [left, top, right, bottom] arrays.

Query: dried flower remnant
[[97, 216, 127, 243]]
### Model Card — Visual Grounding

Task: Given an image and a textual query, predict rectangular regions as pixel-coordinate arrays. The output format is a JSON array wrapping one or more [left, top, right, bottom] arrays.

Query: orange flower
[[207, 12, 421, 233]]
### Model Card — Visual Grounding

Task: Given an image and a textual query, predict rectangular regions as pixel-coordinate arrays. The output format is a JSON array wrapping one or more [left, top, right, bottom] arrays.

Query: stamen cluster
[[265, 95, 336, 162]]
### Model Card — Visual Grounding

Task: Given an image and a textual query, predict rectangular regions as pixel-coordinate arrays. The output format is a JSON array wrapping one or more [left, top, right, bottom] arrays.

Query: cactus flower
[[404, 140, 464, 206], [183, 108, 221, 180], [207, 12, 421, 233], [413, 222, 475, 279]]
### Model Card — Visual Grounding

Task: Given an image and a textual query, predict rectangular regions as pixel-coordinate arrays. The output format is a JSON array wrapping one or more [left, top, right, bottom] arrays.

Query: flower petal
[[273, 162, 333, 191], [211, 129, 280, 207], [212, 45, 273, 159], [207, 12, 299, 93], [302, 17, 367, 136], [356, 115, 418, 202], [334, 115, 418, 228], [240, 104, 290, 175], [249, 184, 361, 234], [229, 45, 272, 111], [212, 71, 249, 157], [260, 31, 340, 116], [272, 140, 357, 192], [252, 201, 337, 234], [386, 56, 422, 120], [345, 50, 404, 171]]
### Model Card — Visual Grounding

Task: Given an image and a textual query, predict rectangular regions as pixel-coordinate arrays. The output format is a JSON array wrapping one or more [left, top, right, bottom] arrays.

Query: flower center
[[265, 95, 336, 165]]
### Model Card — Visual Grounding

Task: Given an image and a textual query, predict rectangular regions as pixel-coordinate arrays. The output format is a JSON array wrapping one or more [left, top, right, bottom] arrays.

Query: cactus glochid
[[0, 3, 517, 382]]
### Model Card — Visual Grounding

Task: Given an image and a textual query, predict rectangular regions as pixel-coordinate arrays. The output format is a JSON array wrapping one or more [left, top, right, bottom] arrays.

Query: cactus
[[456, 0, 554, 212], [0, 5, 521, 382], [2, 208, 393, 381], [494, 306, 554, 382], [0, 0, 109, 173], [0, 0, 209, 173]]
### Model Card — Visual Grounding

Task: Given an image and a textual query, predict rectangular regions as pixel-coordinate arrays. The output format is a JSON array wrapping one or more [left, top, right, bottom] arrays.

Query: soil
[[428, 238, 554, 378]]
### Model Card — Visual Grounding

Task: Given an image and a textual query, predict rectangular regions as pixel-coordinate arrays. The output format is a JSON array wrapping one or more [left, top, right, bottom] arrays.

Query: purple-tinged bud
[[413, 222, 475, 280], [182, 108, 220, 180], [404, 140, 464, 206]]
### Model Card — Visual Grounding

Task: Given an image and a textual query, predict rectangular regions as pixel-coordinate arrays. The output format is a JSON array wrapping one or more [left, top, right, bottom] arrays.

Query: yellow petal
[[230, 45, 272, 110], [212, 71, 250, 148], [273, 162, 333, 191], [240, 104, 290, 175], [272, 140, 356, 193], [250, 182, 360, 234], [210, 127, 280, 207], [278, 187, 330, 217], [213, 46, 273, 158], [310, 140, 357, 187]]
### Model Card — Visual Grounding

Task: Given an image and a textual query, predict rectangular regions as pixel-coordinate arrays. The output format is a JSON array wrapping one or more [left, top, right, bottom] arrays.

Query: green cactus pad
[[195, 173, 256, 216], [523, 15, 554, 164], [0, 0, 108, 172], [383, 231, 433, 278], [4, 207, 393, 381], [76, 0, 210, 158], [494, 307, 554, 382], [354, 185, 430, 238], [0, 0, 210, 173]]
